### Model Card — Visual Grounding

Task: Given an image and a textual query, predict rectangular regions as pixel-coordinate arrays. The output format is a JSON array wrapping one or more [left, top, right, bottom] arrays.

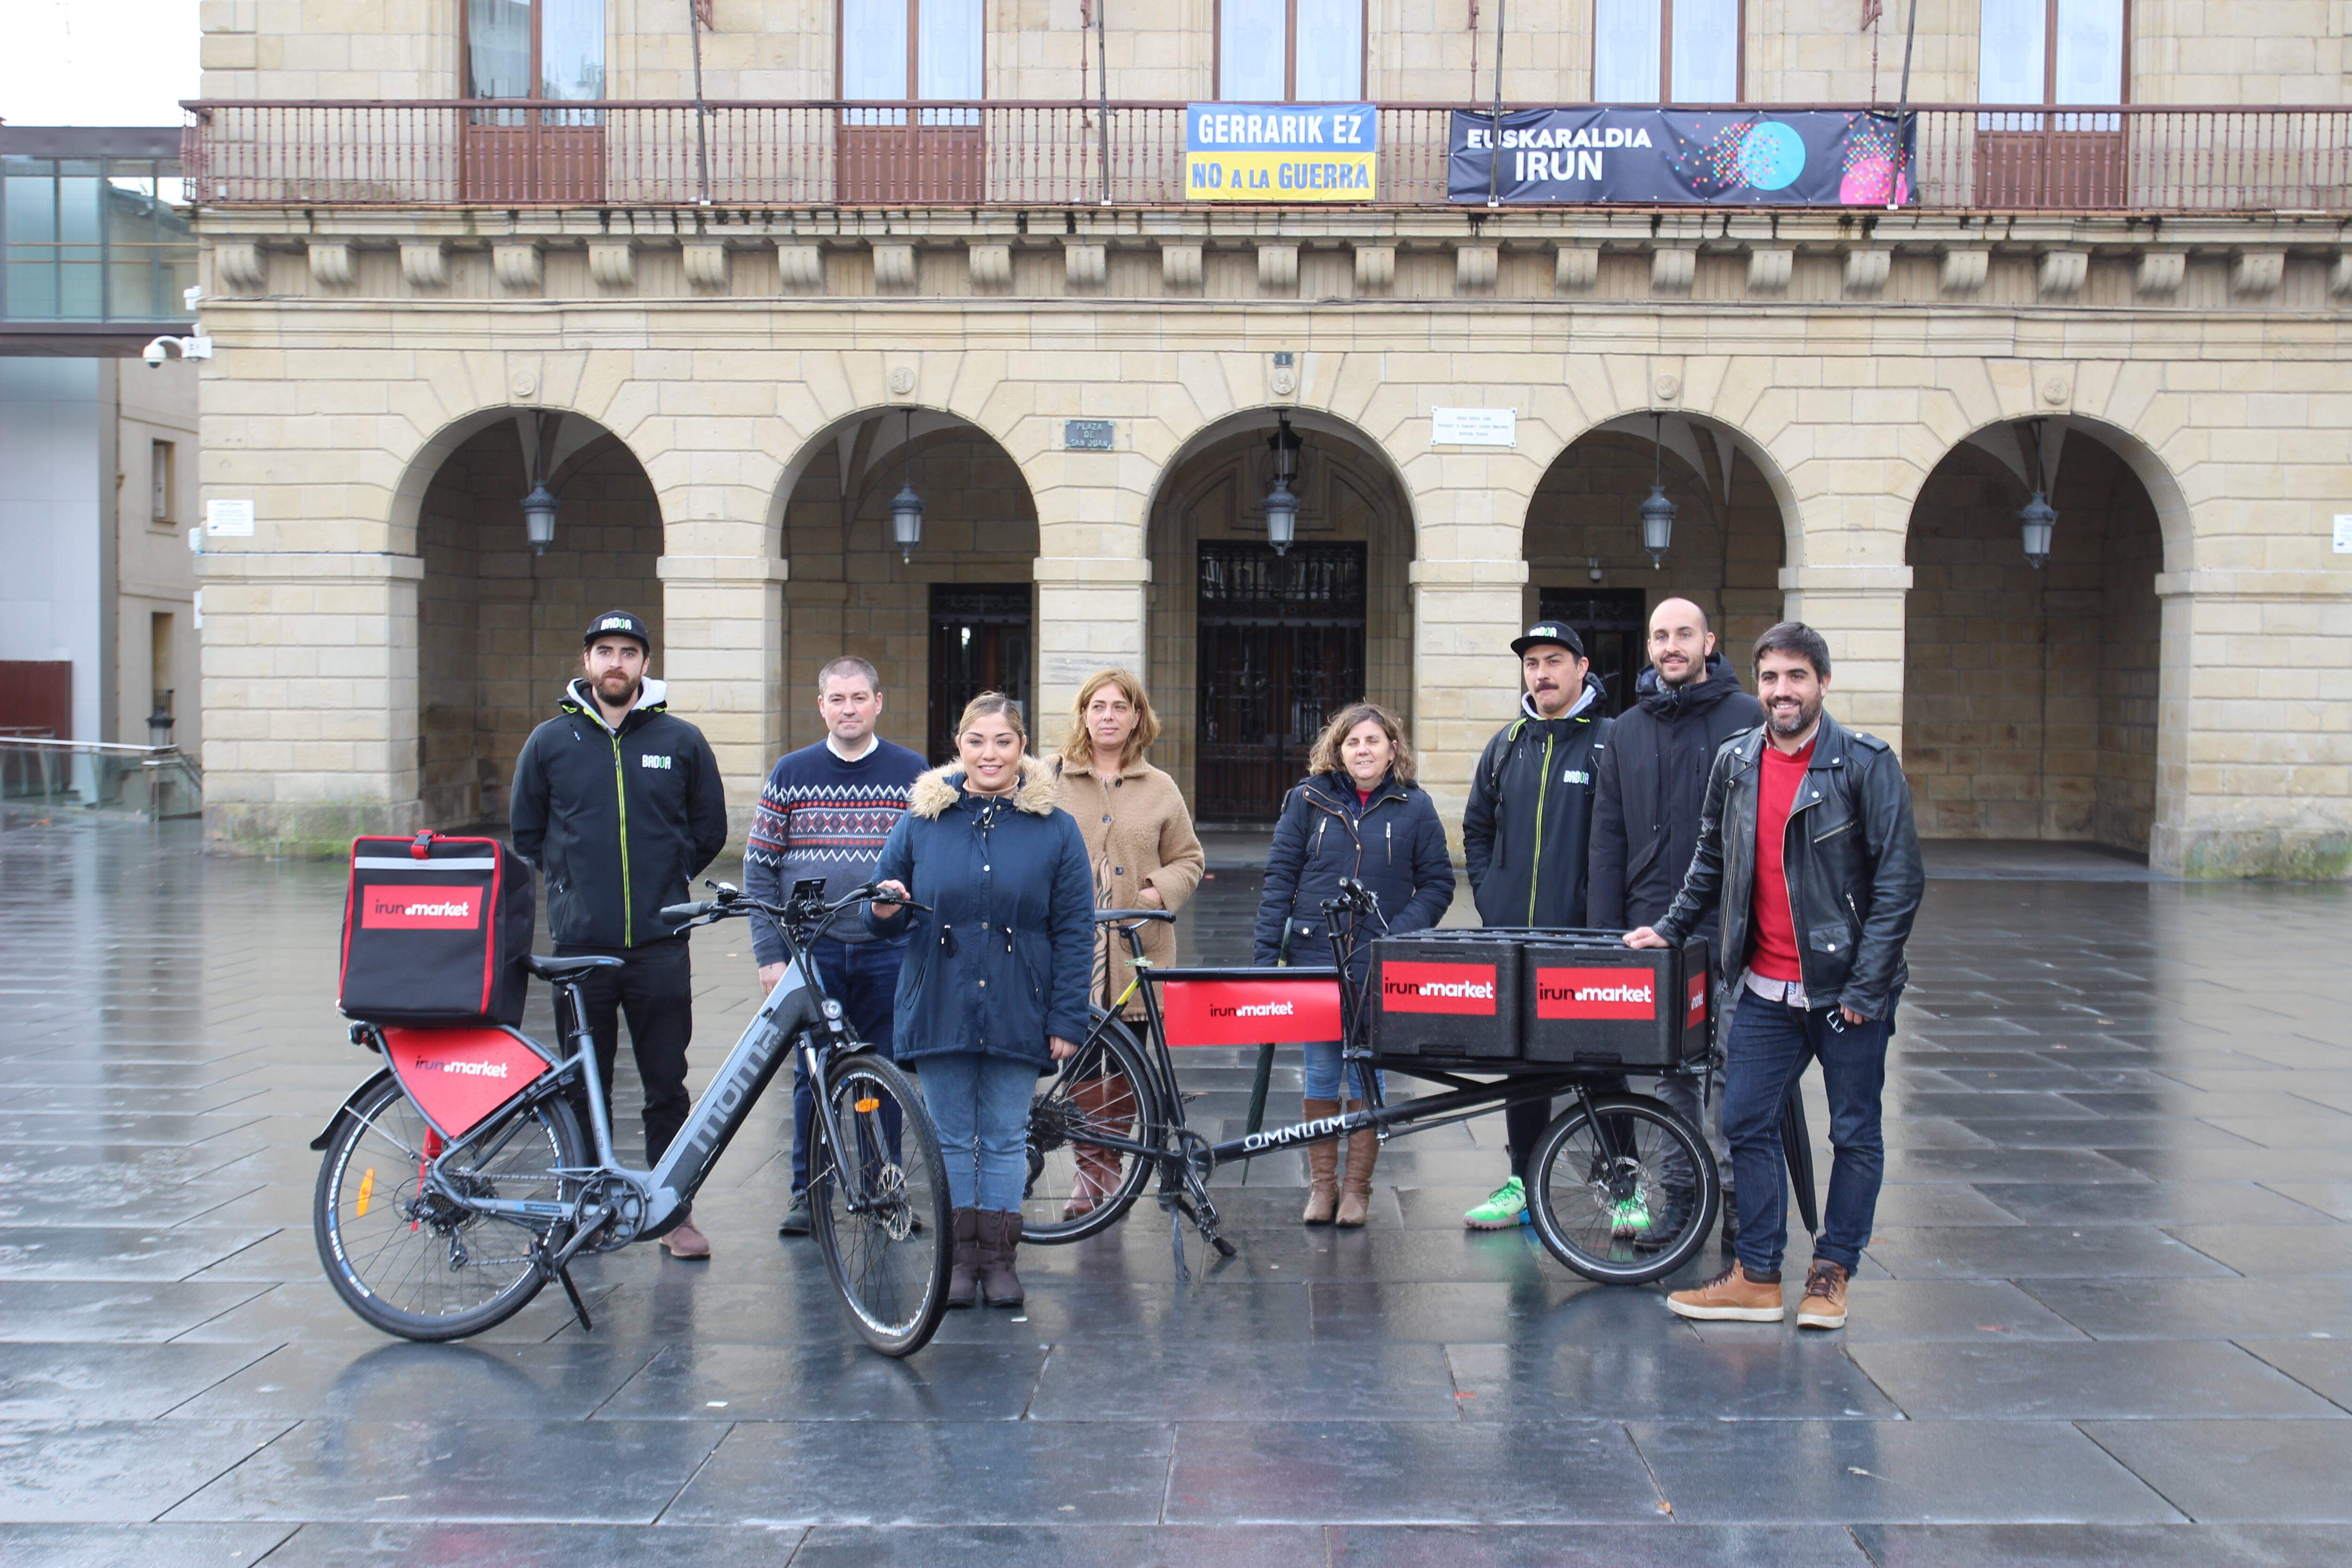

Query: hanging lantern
[[2020, 417, 2056, 568], [521, 481, 558, 555], [1639, 412, 1676, 567], [892, 408, 925, 562], [1263, 413, 1303, 555], [2018, 489, 2056, 569]]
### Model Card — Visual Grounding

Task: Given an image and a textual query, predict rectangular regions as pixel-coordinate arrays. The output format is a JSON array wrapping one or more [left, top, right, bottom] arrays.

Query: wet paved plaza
[[2, 819, 2350, 1566]]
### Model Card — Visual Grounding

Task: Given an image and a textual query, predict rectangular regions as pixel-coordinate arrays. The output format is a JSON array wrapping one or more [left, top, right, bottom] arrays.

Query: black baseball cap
[[1511, 621, 1586, 659], [582, 610, 652, 651]]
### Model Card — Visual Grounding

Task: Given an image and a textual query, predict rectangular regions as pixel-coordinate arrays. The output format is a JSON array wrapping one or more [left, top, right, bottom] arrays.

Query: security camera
[[141, 333, 215, 369]]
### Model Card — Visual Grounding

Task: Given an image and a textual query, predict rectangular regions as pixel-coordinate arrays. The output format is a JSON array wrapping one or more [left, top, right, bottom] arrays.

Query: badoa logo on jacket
[[1535, 967, 1656, 1020], [1381, 962, 1497, 1016], [361, 886, 483, 930]]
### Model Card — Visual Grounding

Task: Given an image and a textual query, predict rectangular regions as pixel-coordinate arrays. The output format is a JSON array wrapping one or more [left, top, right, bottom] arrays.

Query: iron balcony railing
[[181, 100, 2352, 215]]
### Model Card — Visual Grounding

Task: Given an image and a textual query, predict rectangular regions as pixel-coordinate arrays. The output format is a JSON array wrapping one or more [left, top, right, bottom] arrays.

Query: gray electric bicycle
[[310, 878, 952, 1356]]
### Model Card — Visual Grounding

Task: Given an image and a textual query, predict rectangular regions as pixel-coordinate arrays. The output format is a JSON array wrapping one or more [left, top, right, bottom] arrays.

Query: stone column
[[657, 554, 791, 844], [1778, 564, 1913, 751], [198, 550, 425, 853], [2150, 570, 2352, 878], [1032, 556, 1150, 755], [1410, 557, 1530, 840]]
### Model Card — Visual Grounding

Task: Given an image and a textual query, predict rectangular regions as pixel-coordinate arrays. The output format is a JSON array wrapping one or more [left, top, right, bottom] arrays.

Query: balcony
[[179, 101, 2352, 215]]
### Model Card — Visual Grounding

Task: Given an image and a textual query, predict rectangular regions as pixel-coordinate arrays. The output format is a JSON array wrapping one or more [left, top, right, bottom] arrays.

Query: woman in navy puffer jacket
[[869, 694, 1092, 1312], [1253, 701, 1455, 1228]]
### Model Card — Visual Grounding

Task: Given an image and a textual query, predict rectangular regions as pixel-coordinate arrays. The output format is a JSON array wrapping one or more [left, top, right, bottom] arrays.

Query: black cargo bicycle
[[1019, 880, 1722, 1285], [311, 878, 953, 1355]]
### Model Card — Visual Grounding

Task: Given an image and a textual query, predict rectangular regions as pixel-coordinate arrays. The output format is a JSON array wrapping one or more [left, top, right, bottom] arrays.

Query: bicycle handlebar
[[660, 899, 717, 923], [1093, 907, 1176, 925]]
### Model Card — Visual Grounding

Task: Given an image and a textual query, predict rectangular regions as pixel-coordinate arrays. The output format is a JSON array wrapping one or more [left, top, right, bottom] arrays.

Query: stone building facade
[[184, 1, 2352, 875]]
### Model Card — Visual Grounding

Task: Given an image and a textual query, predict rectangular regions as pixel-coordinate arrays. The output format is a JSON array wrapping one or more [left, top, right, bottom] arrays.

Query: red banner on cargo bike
[[1152, 966, 1344, 1047]]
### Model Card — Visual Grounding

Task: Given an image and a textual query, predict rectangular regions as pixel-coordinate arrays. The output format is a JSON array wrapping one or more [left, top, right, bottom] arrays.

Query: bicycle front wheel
[[313, 1071, 585, 1341], [810, 1052, 952, 1357], [1021, 1009, 1159, 1245], [1526, 1093, 1720, 1286]]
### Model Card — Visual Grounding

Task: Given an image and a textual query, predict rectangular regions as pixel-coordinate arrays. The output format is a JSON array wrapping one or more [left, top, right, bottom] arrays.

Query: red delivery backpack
[[339, 833, 536, 1027]]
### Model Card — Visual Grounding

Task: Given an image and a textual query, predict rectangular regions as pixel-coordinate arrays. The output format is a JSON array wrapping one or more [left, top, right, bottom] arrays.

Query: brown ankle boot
[[946, 1208, 980, 1309], [978, 1209, 1025, 1309], [1335, 1101, 1378, 1228], [1300, 1098, 1341, 1224]]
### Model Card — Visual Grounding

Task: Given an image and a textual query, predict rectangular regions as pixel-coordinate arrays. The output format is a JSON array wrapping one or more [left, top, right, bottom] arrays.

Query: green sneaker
[[1464, 1177, 1527, 1230], [1610, 1194, 1654, 1237]]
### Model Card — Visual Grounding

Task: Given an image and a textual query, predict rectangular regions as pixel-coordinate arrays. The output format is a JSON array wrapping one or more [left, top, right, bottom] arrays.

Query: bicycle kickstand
[[555, 1264, 594, 1331]]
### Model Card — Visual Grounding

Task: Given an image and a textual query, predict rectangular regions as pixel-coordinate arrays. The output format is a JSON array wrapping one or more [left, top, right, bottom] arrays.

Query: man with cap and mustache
[[1458, 621, 1613, 1231], [511, 611, 730, 1258]]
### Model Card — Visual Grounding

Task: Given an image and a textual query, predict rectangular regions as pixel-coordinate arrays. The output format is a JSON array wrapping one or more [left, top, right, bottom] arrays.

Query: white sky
[[1, 0, 203, 127]]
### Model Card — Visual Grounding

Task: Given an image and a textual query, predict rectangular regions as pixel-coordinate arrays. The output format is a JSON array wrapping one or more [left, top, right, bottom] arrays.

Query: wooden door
[[1974, 118, 2127, 209], [928, 584, 1032, 765], [1195, 542, 1366, 823]]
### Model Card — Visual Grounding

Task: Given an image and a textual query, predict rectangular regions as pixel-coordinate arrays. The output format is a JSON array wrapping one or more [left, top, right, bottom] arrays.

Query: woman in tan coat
[[1051, 669, 1206, 1216]]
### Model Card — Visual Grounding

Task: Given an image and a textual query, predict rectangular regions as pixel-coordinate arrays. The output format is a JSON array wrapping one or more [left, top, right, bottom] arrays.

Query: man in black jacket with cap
[[511, 610, 729, 1258], [1458, 621, 1612, 1230], [1589, 597, 1764, 1250]]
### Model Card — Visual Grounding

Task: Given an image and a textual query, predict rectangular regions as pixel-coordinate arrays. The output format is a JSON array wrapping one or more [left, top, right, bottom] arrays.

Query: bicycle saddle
[[1093, 908, 1176, 924], [527, 953, 626, 980]]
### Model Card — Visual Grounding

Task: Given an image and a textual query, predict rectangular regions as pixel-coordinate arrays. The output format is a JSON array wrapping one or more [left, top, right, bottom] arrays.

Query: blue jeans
[[914, 1050, 1038, 1212], [1721, 989, 1898, 1278], [790, 936, 906, 1195], [1300, 1040, 1380, 1103]]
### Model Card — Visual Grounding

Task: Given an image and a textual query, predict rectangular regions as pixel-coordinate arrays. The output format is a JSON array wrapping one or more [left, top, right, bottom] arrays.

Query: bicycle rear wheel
[[1525, 1093, 1719, 1286], [1021, 1009, 1158, 1245], [313, 1071, 585, 1341], [809, 1052, 951, 1357]]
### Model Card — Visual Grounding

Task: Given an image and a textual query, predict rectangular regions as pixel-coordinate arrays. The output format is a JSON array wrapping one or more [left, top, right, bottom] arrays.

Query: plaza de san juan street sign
[[1187, 103, 1378, 201], [1450, 107, 1913, 207]]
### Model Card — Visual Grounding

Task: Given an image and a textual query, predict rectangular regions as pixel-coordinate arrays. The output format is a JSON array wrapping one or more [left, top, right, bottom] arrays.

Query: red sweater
[[1750, 738, 1814, 982]]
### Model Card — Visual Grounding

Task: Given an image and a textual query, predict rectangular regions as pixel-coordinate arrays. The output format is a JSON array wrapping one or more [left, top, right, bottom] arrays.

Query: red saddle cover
[[381, 1026, 552, 1140]]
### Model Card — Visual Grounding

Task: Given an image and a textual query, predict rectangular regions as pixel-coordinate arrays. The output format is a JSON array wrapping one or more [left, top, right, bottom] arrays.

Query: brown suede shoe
[[1667, 1260, 1783, 1322], [1797, 1259, 1850, 1330], [662, 1215, 711, 1260]]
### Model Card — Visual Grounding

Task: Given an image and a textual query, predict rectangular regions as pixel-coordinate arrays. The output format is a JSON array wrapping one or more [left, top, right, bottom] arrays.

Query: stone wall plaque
[[1430, 408, 1517, 447], [1064, 419, 1115, 451]]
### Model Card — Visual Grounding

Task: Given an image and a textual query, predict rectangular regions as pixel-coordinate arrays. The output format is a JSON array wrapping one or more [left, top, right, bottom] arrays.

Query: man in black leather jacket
[[1629, 621, 1923, 1332]]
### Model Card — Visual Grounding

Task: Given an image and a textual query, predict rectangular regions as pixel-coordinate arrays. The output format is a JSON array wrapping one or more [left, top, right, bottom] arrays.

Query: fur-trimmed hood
[[907, 755, 1061, 819]]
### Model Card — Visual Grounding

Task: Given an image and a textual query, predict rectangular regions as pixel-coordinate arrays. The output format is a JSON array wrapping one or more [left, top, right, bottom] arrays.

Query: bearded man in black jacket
[[1589, 598, 1764, 1250]]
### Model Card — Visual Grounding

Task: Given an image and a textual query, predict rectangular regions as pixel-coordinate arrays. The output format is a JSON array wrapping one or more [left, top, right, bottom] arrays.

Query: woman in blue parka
[[869, 692, 1092, 1311], [1253, 701, 1456, 1229]]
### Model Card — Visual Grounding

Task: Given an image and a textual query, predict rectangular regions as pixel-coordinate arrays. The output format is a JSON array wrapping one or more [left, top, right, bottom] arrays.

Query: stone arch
[[1902, 414, 2174, 856], [404, 406, 663, 827], [771, 404, 1042, 763], [1142, 406, 1418, 821], [1517, 408, 1796, 706]]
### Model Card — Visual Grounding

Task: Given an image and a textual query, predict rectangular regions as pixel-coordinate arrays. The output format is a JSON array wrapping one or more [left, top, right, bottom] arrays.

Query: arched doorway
[[1522, 414, 1789, 713], [777, 410, 1041, 764], [1146, 412, 1414, 823], [412, 410, 661, 828], [1903, 422, 2164, 852]]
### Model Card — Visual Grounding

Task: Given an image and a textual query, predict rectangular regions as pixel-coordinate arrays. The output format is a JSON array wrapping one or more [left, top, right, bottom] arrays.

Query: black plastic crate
[[1366, 933, 1521, 1059], [1518, 932, 1710, 1071]]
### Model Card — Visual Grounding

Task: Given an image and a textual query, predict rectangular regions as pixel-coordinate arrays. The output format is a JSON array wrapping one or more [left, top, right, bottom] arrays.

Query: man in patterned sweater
[[745, 656, 928, 1236]]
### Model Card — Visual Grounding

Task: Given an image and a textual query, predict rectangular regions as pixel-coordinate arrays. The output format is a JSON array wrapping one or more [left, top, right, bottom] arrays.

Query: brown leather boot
[[1065, 1075, 1136, 1219], [945, 1208, 980, 1309], [1668, 1260, 1786, 1322], [1797, 1259, 1850, 1330], [978, 1209, 1025, 1309], [1300, 1098, 1341, 1224], [1335, 1101, 1378, 1228]]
